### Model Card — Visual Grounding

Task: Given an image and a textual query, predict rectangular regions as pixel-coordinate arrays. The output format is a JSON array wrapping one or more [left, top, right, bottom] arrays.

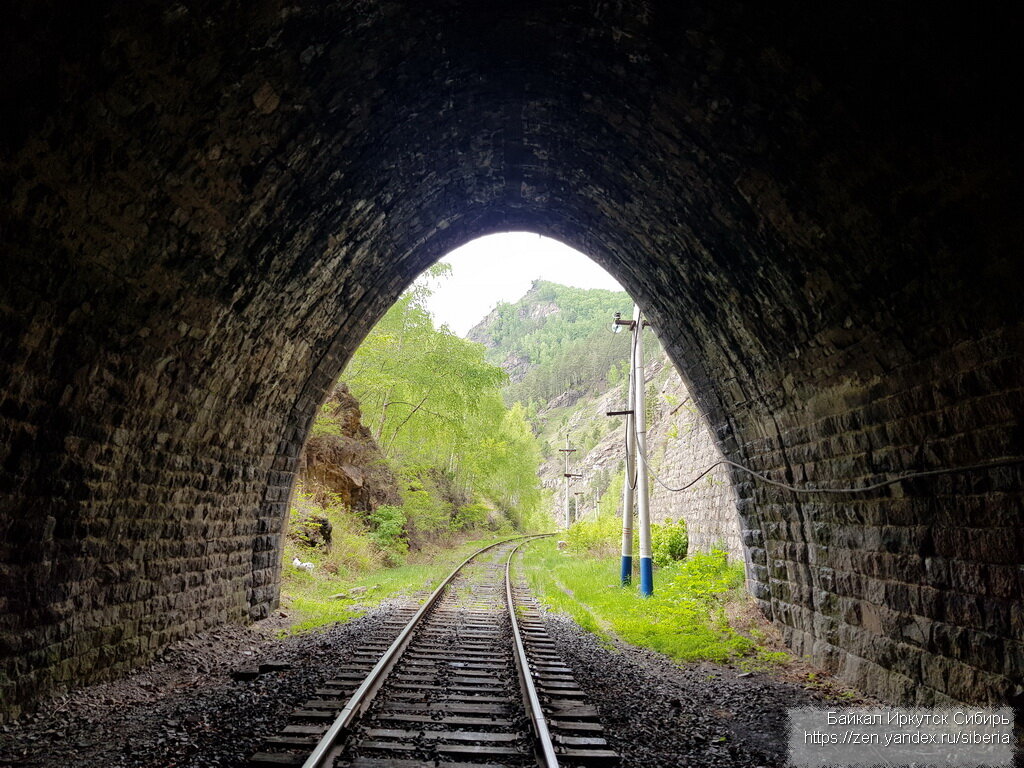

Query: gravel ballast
[[1, 596, 864, 767], [0, 603, 413, 767], [538, 611, 865, 768]]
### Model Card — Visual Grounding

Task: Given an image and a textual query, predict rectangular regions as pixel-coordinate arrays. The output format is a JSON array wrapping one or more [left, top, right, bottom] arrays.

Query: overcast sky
[[422, 233, 626, 336]]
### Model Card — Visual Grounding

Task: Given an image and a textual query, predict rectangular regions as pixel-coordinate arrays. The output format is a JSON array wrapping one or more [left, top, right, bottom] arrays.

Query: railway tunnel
[[1, 1, 1022, 719]]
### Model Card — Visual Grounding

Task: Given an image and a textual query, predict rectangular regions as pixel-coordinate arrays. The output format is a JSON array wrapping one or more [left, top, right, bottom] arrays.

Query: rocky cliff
[[299, 382, 401, 511], [467, 281, 744, 561], [536, 352, 744, 561], [467, 285, 560, 384]]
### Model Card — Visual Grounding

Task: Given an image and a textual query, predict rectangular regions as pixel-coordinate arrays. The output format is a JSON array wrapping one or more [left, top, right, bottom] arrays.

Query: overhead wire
[[630, 412, 1024, 495], [617, 318, 1024, 495]]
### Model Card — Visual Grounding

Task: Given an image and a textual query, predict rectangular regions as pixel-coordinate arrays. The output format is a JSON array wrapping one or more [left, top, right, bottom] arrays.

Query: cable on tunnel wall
[[632, 436, 1024, 496]]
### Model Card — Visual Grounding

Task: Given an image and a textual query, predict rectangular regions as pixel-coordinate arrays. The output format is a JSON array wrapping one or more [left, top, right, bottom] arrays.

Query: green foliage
[[651, 517, 689, 566], [454, 501, 490, 531], [645, 382, 657, 426], [522, 539, 772, 665], [310, 403, 345, 438], [566, 508, 686, 565], [578, 423, 603, 453], [345, 284, 508, 464], [590, 467, 612, 500], [400, 480, 452, 543], [338, 272, 550, 545], [285, 487, 380, 576], [468, 402, 546, 529], [607, 360, 629, 387], [665, 549, 745, 600], [369, 505, 408, 564], [597, 469, 625, 518], [481, 281, 643, 405], [566, 513, 621, 557]]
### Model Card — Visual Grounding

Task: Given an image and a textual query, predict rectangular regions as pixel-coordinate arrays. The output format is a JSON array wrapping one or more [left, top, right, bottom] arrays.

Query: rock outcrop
[[299, 383, 401, 512]]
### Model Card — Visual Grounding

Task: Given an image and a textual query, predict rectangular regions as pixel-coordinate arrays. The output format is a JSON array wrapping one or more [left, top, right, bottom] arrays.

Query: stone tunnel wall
[[1, 1, 1022, 718], [731, 328, 1024, 703]]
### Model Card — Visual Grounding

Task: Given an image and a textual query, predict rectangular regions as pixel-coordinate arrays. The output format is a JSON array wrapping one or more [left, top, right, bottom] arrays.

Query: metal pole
[[564, 434, 570, 530], [619, 307, 637, 585], [559, 435, 577, 531], [634, 308, 653, 597]]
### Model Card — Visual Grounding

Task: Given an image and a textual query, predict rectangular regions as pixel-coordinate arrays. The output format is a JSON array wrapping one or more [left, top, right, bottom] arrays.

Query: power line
[[613, 424, 641, 489], [611, 318, 1024, 495], [631, 435, 1024, 495]]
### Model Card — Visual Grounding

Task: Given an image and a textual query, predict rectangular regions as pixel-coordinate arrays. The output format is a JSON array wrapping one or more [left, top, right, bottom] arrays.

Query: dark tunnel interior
[[0, 1, 1021, 718]]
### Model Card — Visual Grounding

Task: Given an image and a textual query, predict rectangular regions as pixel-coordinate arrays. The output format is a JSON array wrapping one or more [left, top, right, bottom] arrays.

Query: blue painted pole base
[[620, 555, 633, 585], [639, 557, 653, 597]]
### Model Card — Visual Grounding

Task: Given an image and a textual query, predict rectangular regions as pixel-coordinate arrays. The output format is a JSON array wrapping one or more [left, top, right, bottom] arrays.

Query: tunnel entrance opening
[[277, 230, 747, 627]]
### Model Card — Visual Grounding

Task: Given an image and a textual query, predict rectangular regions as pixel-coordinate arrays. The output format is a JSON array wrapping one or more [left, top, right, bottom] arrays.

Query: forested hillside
[[468, 281, 642, 407], [468, 279, 659, 466], [341, 270, 546, 534], [284, 268, 549, 583]]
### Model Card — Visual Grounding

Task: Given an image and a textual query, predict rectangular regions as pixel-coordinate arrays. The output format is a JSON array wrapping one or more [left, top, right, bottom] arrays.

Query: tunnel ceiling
[[1, 1, 1022, 717]]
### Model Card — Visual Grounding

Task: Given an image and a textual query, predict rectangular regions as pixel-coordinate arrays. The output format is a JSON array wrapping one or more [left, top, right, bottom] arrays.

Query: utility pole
[[574, 491, 585, 523], [609, 305, 652, 594], [611, 307, 636, 586], [632, 307, 653, 597], [558, 435, 578, 530]]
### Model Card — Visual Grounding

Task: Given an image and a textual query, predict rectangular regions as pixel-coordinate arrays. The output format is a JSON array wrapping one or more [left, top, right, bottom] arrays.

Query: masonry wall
[[647, 362, 743, 561], [546, 355, 743, 562], [1, 1, 1021, 719], [732, 328, 1024, 704]]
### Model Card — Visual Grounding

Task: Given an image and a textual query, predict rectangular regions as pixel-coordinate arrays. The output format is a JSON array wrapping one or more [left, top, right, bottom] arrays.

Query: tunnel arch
[[1, 1, 1022, 717]]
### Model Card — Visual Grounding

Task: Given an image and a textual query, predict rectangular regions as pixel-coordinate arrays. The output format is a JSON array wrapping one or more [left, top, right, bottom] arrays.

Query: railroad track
[[249, 537, 618, 768]]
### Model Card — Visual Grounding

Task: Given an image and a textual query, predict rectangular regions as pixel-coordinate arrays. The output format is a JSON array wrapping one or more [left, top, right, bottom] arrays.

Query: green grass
[[281, 534, 514, 634], [519, 538, 788, 667]]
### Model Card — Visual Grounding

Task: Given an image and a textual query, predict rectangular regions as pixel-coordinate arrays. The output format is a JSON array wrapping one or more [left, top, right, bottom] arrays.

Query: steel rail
[[505, 538, 560, 768], [300, 534, 551, 768]]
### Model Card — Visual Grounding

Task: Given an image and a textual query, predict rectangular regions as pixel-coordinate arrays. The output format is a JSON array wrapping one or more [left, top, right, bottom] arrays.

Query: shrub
[[285, 486, 381, 577], [651, 517, 688, 566], [369, 505, 408, 565], [566, 513, 621, 557], [401, 481, 451, 545], [453, 501, 490, 531], [664, 549, 744, 602]]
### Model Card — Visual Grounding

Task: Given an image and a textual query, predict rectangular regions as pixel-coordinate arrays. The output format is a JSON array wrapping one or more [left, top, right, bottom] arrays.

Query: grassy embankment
[[519, 533, 790, 669], [278, 482, 549, 634], [280, 532, 524, 634]]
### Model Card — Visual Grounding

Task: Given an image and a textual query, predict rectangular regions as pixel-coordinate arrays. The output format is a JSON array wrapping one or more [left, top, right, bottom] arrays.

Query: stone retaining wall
[[646, 362, 744, 561]]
